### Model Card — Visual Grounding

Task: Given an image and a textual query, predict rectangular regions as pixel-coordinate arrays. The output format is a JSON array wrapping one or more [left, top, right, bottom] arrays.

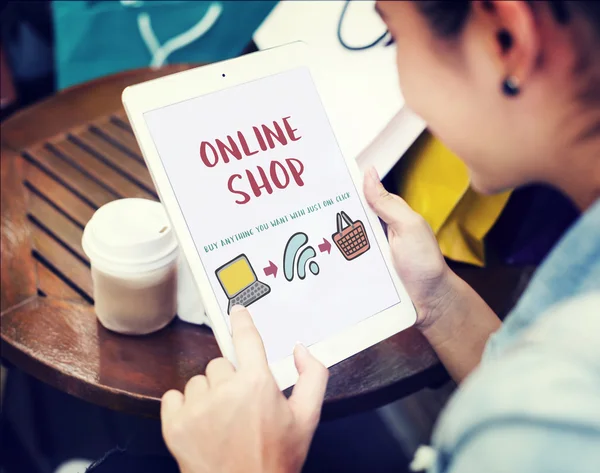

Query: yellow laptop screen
[[217, 257, 256, 296]]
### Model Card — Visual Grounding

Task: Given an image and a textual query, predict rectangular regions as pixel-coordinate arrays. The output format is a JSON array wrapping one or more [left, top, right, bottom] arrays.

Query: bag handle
[[131, 1, 223, 68], [336, 211, 354, 234]]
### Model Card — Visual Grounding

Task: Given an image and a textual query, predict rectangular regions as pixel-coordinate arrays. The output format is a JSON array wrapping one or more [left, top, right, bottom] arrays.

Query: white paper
[[254, 1, 409, 162]]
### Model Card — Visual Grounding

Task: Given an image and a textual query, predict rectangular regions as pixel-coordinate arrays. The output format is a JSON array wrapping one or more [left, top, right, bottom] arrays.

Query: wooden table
[[0, 66, 534, 419]]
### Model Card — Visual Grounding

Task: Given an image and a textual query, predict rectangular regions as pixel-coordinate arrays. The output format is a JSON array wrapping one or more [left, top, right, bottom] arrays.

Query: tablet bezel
[[122, 42, 417, 390]]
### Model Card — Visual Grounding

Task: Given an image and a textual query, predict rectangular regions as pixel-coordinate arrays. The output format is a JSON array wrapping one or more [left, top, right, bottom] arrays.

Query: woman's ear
[[476, 0, 541, 97]]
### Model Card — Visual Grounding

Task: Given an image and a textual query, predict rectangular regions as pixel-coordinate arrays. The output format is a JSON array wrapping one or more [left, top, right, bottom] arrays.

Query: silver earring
[[502, 76, 520, 97]]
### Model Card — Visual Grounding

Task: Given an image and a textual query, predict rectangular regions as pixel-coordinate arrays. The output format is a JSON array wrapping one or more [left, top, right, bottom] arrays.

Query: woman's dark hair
[[416, 1, 600, 38]]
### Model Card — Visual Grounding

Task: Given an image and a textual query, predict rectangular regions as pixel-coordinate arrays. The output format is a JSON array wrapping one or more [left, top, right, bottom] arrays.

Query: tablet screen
[[144, 67, 400, 362]]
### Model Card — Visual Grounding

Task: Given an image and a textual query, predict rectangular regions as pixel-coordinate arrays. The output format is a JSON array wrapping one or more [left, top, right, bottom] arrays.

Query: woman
[[160, 2, 600, 472]]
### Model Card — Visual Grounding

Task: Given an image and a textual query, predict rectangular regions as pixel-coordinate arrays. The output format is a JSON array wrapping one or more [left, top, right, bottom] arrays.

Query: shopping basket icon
[[332, 211, 371, 261]]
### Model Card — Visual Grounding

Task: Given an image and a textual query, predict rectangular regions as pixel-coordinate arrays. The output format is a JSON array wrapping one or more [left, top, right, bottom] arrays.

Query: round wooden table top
[[0, 66, 533, 418]]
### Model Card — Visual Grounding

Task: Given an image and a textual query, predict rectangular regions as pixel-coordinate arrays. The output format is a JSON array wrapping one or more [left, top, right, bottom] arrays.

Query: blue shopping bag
[[52, 0, 277, 89]]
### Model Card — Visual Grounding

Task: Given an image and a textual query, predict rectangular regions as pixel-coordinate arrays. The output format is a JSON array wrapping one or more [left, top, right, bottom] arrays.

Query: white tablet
[[122, 42, 416, 389]]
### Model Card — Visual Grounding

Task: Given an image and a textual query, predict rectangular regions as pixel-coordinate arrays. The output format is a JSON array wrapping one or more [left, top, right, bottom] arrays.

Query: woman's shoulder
[[484, 198, 600, 360], [426, 200, 600, 473], [429, 291, 600, 473]]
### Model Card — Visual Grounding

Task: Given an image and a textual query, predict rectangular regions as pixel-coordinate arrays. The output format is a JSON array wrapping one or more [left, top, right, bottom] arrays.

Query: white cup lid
[[82, 198, 178, 273]]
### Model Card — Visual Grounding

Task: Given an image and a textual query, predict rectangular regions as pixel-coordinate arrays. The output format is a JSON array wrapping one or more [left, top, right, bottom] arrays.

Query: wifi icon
[[283, 232, 320, 281]]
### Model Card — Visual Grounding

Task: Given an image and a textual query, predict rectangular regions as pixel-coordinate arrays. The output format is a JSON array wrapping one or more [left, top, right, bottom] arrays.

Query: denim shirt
[[427, 199, 600, 473]]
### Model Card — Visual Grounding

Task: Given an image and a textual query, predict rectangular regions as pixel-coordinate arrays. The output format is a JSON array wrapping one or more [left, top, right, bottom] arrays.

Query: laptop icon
[[215, 254, 271, 314]]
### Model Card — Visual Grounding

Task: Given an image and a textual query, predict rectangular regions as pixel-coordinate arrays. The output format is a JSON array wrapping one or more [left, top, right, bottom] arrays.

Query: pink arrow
[[318, 238, 331, 254], [263, 261, 278, 278]]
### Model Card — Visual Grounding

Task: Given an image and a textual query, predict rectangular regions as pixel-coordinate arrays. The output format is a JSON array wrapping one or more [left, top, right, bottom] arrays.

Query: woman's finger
[[205, 357, 236, 387], [161, 389, 184, 423], [230, 305, 269, 373], [184, 374, 208, 400]]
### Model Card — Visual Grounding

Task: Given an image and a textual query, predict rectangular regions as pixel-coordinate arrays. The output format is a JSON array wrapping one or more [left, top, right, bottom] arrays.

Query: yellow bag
[[393, 132, 511, 267]]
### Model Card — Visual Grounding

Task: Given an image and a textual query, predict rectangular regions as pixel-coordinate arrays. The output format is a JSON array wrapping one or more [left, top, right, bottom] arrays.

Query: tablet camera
[[222, 73, 226, 78]]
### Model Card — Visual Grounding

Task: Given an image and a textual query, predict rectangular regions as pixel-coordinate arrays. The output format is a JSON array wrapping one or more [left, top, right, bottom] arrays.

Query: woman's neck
[[551, 126, 600, 211]]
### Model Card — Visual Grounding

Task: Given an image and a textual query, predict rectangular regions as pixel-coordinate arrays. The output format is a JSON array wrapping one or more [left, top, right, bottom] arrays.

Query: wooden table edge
[[1, 299, 161, 417]]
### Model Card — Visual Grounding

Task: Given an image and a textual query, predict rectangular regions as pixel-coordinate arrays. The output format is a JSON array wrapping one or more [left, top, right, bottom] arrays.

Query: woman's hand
[[161, 305, 329, 473], [363, 167, 454, 328], [364, 167, 502, 381]]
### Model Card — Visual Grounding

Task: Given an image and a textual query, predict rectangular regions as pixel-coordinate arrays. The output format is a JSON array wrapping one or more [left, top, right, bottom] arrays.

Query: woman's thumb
[[363, 167, 418, 232], [289, 344, 328, 434]]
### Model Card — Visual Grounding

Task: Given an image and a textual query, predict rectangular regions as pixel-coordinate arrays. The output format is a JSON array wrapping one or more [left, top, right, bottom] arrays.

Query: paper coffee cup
[[83, 198, 181, 335]]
